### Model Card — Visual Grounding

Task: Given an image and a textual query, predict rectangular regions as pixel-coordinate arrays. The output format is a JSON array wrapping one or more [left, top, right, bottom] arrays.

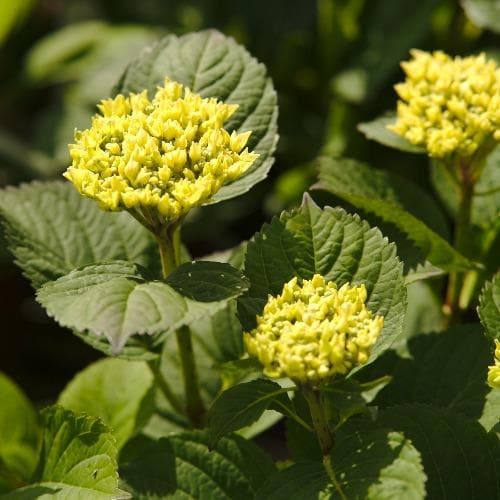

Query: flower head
[[487, 340, 500, 389], [244, 274, 384, 383], [64, 79, 258, 225], [389, 50, 500, 158]]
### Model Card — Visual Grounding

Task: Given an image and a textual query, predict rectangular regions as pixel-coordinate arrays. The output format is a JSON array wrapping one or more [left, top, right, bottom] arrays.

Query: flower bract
[[64, 79, 258, 227], [244, 274, 384, 383], [389, 50, 500, 158]]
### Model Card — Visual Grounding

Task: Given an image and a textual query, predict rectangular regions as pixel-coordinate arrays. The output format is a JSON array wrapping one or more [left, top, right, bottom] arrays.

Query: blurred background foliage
[[1, 0, 499, 404]]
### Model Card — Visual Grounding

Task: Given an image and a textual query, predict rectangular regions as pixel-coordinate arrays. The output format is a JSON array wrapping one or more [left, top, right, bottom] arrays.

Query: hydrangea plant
[[0, 29, 498, 500]]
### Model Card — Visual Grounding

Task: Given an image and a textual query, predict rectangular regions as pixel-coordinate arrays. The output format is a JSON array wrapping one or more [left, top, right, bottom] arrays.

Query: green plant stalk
[[147, 359, 185, 416], [176, 325, 206, 428], [157, 222, 182, 278], [459, 227, 498, 309], [302, 384, 347, 500], [154, 220, 206, 427], [444, 159, 474, 323]]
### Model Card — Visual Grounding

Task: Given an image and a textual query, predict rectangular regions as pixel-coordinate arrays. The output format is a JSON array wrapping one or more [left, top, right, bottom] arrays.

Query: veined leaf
[[166, 261, 249, 302], [316, 157, 475, 272], [431, 146, 500, 230], [358, 114, 425, 153], [114, 29, 278, 203], [207, 379, 294, 447], [239, 195, 406, 362], [119, 430, 275, 499], [478, 274, 500, 341], [462, 0, 500, 34], [0, 374, 39, 492], [0, 181, 157, 288], [58, 358, 155, 449], [257, 422, 426, 499], [36, 261, 187, 353], [3, 406, 124, 499], [359, 325, 493, 421], [378, 404, 500, 499]]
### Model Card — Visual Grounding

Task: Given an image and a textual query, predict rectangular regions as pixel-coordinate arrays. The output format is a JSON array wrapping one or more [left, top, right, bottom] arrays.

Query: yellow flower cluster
[[64, 79, 258, 224], [389, 50, 500, 158], [487, 340, 500, 389], [244, 275, 384, 383]]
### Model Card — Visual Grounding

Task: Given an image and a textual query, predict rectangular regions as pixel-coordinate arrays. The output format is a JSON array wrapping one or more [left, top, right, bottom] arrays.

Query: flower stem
[[147, 359, 184, 415], [302, 385, 346, 500], [154, 221, 205, 427], [157, 222, 182, 278], [444, 159, 474, 323], [176, 325, 206, 427]]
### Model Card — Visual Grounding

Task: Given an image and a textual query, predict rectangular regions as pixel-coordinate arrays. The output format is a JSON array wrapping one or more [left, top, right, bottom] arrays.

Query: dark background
[[0, 0, 497, 405]]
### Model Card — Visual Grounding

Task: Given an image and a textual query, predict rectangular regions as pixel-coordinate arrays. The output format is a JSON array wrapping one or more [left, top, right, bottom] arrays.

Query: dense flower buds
[[487, 340, 500, 389], [389, 50, 500, 158], [64, 79, 258, 226], [244, 275, 384, 383]]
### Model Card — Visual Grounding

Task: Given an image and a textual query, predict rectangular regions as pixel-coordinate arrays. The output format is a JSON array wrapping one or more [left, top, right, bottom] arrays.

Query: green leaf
[[378, 404, 500, 499], [0, 373, 39, 491], [316, 157, 475, 272], [239, 196, 407, 362], [24, 21, 107, 82], [255, 462, 329, 500], [0, 0, 34, 45], [0, 181, 157, 288], [36, 261, 187, 353], [431, 146, 500, 230], [119, 430, 275, 499], [114, 29, 278, 203], [359, 325, 492, 420], [478, 274, 500, 341], [357, 114, 425, 153], [3, 406, 123, 499], [58, 358, 155, 449], [257, 423, 426, 499], [144, 301, 247, 437], [462, 0, 500, 33], [166, 261, 249, 302], [207, 379, 294, 447]]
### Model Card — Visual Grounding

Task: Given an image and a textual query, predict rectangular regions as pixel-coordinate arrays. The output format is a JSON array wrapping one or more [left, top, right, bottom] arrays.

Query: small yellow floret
[[244, 275, 384, 383], [64, 79, 258, 223], [389, 50, 500, 158], [487, 340, 500, 389]]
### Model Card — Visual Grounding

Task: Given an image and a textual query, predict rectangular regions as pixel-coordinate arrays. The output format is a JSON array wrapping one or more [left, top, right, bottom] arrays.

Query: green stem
[[444, 159, 474, 323], [157, 222, 182, 278], [176, 326, 206, 427], [302, 385, 346, 500], [147, 359, 185, 416], [153, 220, 205, 428]]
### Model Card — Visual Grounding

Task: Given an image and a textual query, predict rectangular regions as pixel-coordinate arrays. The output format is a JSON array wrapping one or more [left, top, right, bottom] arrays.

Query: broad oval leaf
[[3, 406, 122, 499], [58, 358, 155, 449], [478, 274, 500, 341], [358, 324, 494, 425], [166, 261, 249, 302], [114, 29, 278, 203], [462, 0, 500, 34], [378, 404, 500, 499], [431, 145, 500, 230], [239, 195, 407, 362], [119, 430, 275, 499], [316, 157, 475, 272], [257, 423, 426, 499], [357, 114, 425, 153], [0, 181, 157, 288], [207, 379, 294, 447], [0, 373, 40, 491], [36, 261, 187, 353]]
